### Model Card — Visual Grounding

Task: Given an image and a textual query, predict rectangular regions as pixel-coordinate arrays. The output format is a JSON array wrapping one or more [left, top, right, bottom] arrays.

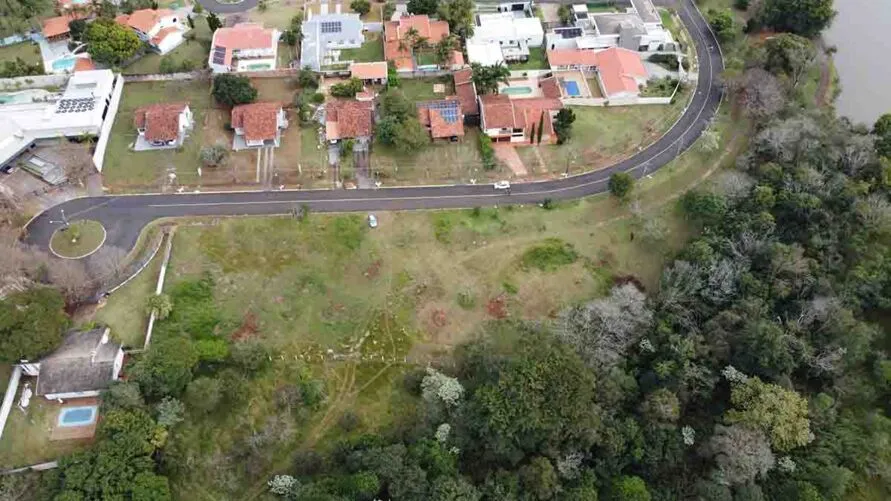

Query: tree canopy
[[756, 0, 835, 37], [0, 287, 68, 363], [212, 74, 258, 106], [84, 19, 142, 65]]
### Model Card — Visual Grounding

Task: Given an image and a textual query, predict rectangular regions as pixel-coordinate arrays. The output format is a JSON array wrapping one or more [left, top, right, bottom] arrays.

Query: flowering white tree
[[268, 474, 298, 496], [421, 367, 465, 408], [435, 423, 451, 443]]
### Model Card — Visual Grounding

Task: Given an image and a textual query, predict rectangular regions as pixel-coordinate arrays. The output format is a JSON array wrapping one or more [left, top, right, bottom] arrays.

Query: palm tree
[[434, 34, 457, 66], [398, 27, 420, 52], [471, 62, 511, 95]]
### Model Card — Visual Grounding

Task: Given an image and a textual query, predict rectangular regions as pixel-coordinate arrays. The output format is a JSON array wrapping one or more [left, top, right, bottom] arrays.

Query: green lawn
[[0, 398, 91, 469], [122, 24, 212, 75], [587, 2, 621, 13], [396, 77, 454, 102], [49, 220, 105, 258], [518, 87, 691, 175], [0, 42, 41, 66], [101, 80, 213, 191], [340, 33, 385, 63], [508, 47, 549, 70]]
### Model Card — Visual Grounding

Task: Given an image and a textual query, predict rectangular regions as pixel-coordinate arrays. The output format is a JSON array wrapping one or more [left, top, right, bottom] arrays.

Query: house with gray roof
[[27, 327, 124, 400], [300, 12, 365, 71], [545, 2, 675, 53]]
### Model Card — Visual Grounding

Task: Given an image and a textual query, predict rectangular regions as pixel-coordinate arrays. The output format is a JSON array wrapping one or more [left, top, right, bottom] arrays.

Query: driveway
[[195, 0, 257, 14], [492, 144, 528, 177]]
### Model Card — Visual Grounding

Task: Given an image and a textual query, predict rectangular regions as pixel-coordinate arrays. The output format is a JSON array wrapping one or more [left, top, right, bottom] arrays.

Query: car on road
[[493, 181, 511, 191], [367, 214, 378, 228]]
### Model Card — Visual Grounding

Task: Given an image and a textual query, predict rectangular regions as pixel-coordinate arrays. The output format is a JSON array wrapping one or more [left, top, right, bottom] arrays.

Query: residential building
[[384, 14, 455, 72], [300, 13, 364, 71], [466, 11, 544, 67], [41, 13, 81, 43], [479, 95, 562, 144], [417, 98, 464, 140], [209, 23, 281, 73], [495, 1, 533, 13], [230, 102, 289, 150], [325, 99, 374, 143], [39, 13, 90, 73], [133, 102, 193, 150], [453, 68, 480, 120], [547, 47, 649, 99], [0, 69, 124, 172], [115, 9, 188, 55], [22, 328, 124, 401], [545, 0, 675, 53], [350, 62, 389, 85]]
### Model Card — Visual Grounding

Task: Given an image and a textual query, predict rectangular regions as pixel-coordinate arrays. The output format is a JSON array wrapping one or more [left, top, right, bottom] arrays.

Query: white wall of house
[[155, 30, 185, 55], [44, 390, 101, 400]]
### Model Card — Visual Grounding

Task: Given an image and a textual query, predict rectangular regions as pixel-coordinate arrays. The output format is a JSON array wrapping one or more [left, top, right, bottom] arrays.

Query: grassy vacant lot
[[92, 99, 745, 496], [123, 23, 212, 75], [518, 87, 691, 177], [92, 249, 163, 348], [0, 42, 41, 66], [396, 76, 454, 102], [340, 33, 384, 63], [508, 47, 548, 70]]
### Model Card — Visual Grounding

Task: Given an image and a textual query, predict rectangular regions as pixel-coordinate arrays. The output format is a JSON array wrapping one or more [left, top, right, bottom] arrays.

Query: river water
[[824, 0, 891, 126]]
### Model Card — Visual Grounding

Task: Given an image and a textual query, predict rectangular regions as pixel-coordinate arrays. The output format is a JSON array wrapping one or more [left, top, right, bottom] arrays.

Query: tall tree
[[438, 0, 475, 38], [407, 0, 436, 15], [470, 62, 510, 95], [84, 19, 142, 65], [553, 108, 576, 144], [874, 113, 891, 158], [206, 12, 222, 32], [212, 74, 258, 106], [0, 287, 69, 362], [757, 0, 835, 37], [762, 33, 817, 88]]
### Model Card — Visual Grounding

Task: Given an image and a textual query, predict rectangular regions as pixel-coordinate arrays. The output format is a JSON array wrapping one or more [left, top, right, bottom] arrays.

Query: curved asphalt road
[[195, 0, 258, 14], [24, 0, 723, 255]]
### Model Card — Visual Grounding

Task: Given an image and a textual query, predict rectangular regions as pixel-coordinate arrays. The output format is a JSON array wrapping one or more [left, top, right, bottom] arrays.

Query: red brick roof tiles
[[133, 102, 189, 142], [231, 102, 283, 141]]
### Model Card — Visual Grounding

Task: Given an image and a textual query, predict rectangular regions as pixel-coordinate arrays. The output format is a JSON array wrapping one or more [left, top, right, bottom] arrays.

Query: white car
[[367, 214, 378, 228], [493, 181, 511, 190]]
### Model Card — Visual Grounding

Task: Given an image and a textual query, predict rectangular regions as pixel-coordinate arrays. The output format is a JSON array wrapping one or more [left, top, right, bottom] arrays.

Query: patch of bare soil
[[231, 310, 260, 341], [486, 294, 509, 319]]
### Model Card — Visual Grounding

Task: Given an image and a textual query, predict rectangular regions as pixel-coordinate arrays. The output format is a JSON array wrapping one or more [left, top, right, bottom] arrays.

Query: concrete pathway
[[492, 143, 528, 176]]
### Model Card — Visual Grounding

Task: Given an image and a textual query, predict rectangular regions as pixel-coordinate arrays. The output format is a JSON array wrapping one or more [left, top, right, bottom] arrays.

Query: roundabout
[[49, 220, 107, 259]]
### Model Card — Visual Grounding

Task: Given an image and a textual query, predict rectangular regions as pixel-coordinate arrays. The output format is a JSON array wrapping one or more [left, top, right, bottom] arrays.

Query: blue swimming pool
[[52, 57, 76, 71], [58, 406, 98, 427], [501, 86, 533, 96], [562, 80, 581, 97]]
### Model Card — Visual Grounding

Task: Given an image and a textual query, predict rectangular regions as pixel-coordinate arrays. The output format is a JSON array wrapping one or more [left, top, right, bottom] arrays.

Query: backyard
[[396, 76, 455, 102], [339, 33, 384, 63], [508, 47, 549, 70], [78, 98, 746, 496], [0, 42, 41, 67]]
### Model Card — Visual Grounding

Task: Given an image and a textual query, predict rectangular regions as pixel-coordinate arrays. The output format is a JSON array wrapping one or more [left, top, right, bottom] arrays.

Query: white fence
[[92, 73, 125, 172], [0, 74, 68, 91]]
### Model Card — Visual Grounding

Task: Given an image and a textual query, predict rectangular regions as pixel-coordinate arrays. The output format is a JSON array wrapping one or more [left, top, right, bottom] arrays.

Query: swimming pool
[[246, 63, 272, 70], [501, 86, 533, 96], [52, 57, 76, 71], [58, 406, 98, 427], [562, 80, 581, 97]]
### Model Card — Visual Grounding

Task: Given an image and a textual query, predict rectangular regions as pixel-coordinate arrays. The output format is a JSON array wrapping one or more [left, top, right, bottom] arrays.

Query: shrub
[[350, 0, 371, 15], [478, 133, 496, 170], [329, 78, 364, 98], [212, 73, 258, 106], [310, 92, 325, 104], [199, 144, 228, 167], [457, 290, 476, 309], [521, 238, 578, 271], [608, 172, 635, 201]]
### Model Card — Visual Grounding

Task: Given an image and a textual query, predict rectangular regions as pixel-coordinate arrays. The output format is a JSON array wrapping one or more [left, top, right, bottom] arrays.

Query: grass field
[[123, 24, 212, 75], [90, 97, 746, 496], [50, 220, 105, 258], [0, 42, 41, 67], [340, 33, 384, 63], [0, 398, 91, 468], [508, 47, 549, 70], [396, 77, 454, 102], [92, 249, 163, 348]]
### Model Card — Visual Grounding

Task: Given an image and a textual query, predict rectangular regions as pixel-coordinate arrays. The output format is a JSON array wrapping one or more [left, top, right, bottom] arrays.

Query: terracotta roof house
[[116, 9, 188, 55], [479, 95, 562, 144], [453, 68, 479, 117], [417, 98, 464, 140], [592, 47, 648, 98], [41, 13, 83, 42], [28, 328, 124, 400], [325, 99, 374, 142], [350, 62, 388, 85], [133, 102, 193, 150], [384, 15, 451, 72], [230, 102, 289, 150], [73, 57, 96, 72], [546, 49, 600, 72], [209, 23, 281, 73]]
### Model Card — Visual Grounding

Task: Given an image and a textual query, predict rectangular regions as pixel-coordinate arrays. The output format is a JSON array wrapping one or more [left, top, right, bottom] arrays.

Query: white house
[[21, 328, 124, 401], [115, 9, 188, 55], [300, 13, 364, 71], [231, 102, 289, 150], [466, 11, 544, 67], [0, 69, 124, 172], [209, 23, 281, 73], [545, 0, 675, 53], [133, 102, 193, 150]]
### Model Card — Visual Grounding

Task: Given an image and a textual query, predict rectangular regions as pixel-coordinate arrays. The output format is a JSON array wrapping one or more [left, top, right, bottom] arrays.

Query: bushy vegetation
[[212, 74, 257, 107], [0, 56, 42, 78], [520, 238, 578, 271], [0, 287, 68, 362]]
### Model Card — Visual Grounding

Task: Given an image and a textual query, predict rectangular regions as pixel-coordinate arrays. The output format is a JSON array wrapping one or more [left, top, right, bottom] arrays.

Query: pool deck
[[50, 397, 98, 441]]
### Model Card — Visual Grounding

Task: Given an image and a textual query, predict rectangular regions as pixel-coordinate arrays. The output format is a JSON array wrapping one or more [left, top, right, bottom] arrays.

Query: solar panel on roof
[[558, 27, 582, 39], [212, 47, 226, 65], [320, 21, 342, 34], [575, 11, 588, 19]]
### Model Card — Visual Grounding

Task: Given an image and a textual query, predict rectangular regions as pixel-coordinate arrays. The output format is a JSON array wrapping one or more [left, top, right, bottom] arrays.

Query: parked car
[[493, 181, 511, 190], [367, 213, 378, 228]]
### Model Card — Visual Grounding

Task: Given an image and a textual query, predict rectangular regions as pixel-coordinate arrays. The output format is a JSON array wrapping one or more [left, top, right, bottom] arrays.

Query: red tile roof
[[594, 47, 648, 97], [539, 76, 562, 99], [480, 95, 562, 133], [546, 49, 599, 67], [134, 102, 189, 142], [453, 68, 479, 115], [121, 8, 173, 33], [326, 99, 374, 140], [73, 57, 95, 72], [42, 13, 83, 38], [479, 94, 514, 129], [350, 62, 388, 80], [417, 98, 464, 138], [213, 23, 277, 66], [231, 102, 283, 141], [384, 15, 451, 71]]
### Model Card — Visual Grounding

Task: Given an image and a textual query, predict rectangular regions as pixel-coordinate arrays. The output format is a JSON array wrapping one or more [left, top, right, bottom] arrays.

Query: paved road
[[24, 0, 723, 255], [195, 0, 257, 14]]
